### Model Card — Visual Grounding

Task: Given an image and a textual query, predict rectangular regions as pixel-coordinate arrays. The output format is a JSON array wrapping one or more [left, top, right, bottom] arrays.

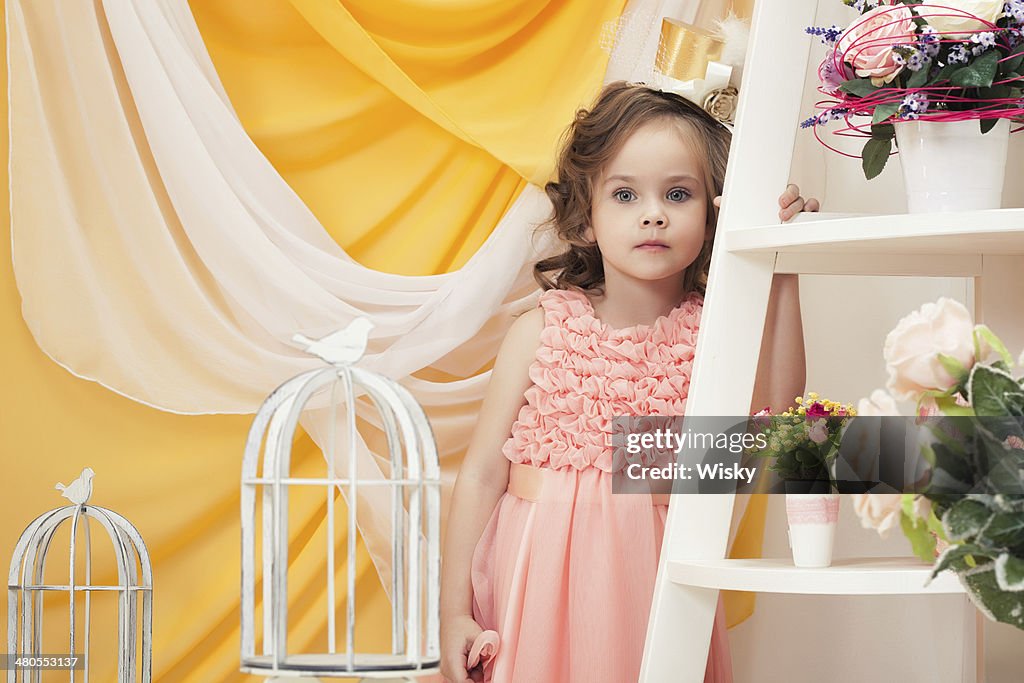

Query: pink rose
[[818, 47, 854, 94], [884, 298, 976, 402], [805, 402, 829, 420], [808, 418, 829, 445], [837, 5, 917, 86]]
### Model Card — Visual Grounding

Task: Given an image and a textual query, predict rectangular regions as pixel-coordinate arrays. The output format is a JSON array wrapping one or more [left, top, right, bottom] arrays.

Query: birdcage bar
[[8, 502, 152, 683], [240, 355, 441, 676], [326, 378, 338, 655], [365, 387, 407, 656], [342, 365, 357, 672]]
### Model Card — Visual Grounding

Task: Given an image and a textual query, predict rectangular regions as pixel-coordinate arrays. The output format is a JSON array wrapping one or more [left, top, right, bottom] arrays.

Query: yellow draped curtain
[[2, 1, 769, 680]]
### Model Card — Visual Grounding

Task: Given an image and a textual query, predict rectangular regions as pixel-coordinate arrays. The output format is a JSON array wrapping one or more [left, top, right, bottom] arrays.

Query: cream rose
[[856, 389, 899, 416], [918, 0, 1004, 39], [837, 5, 917, 86], [851, 493, 903, 538], [884, 298, 976, 402]]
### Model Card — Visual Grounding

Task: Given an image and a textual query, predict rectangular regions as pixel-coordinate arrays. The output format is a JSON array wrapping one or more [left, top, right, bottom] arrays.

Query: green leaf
[[901, 511, 937, 563], [980, 513, 1024, 550], [936, 353, 969, 383], [862, 137, 892, 180], [969, 364, 1024, 417], [934, 395, 975, 417], [840, 78, 879, 97], [950, 50, 1000, 88], [906, 66, 930, 89], [943, 499, 992, 541], [929, 62, 958, 86], [1002, 44, 1024, 75], [973, 324, 1014, 366], [994, 553, 1024, 591], [872, 103, 900, 124], [977, 431, 1024, 495], [930, 542, 982, 579], [962, 563, 1024, 628], [871, 122, 896, 140]]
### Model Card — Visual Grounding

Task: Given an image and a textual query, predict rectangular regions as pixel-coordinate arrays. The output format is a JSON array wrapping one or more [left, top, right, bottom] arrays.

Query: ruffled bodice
[[502, 288, 703, 472]]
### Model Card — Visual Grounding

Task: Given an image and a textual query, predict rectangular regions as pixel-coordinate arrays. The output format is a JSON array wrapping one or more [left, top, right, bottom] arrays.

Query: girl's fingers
[[805, 197, 821, 212], [779, 196, 805, 222], [779, 183, 799, 207]]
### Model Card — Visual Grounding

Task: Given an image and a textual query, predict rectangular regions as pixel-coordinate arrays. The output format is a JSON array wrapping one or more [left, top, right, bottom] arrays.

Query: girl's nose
[[642, 216, 666, 227]]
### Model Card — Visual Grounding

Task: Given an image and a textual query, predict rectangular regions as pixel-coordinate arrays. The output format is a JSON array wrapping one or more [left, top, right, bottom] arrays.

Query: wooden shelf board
[[726, 210, 1024, 256], [667, 556, 965, 595]]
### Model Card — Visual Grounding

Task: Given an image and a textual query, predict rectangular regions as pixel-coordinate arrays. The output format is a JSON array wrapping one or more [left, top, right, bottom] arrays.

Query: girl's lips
[[636, 242, 668, 250]]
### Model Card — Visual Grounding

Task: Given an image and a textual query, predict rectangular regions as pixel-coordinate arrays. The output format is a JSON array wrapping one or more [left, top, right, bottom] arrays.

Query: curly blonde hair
[[534, 81, 731, 296]]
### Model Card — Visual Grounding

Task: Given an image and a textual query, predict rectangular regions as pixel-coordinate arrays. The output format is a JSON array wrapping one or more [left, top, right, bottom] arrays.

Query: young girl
[[440, 81, 814, 683]]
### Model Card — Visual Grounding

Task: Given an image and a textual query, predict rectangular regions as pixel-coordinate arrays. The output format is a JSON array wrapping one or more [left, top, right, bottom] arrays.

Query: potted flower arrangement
[[749, 393, 857, 491], [854, 298, 1024, 630], [748, 394, 857, 567], [802, 0, 1024, 210]]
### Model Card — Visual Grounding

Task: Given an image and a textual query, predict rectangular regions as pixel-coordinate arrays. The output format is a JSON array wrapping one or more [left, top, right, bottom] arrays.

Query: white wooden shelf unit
[[638, 1, 1022, 682]]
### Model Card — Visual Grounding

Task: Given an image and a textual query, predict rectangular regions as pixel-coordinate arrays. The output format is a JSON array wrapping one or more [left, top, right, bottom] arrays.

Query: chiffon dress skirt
[[468, 289, 732, 683]]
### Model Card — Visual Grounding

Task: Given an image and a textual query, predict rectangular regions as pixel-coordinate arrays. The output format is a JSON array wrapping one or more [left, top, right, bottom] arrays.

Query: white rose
[[917, 0, 1004, 39], [883, 298, 976, 402], [857, 389, 899, 416], [851, 493, 903, 538]]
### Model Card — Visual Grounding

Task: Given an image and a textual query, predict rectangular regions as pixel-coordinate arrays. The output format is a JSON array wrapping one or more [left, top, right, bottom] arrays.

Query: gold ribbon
[[654, 18, 725, 82]]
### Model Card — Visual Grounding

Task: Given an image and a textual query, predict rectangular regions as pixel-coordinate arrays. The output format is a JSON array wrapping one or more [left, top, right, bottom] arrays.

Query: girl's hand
[[441, 613, 485, 683], [712, 184, 821, 223], [777, 183, 820, 222]]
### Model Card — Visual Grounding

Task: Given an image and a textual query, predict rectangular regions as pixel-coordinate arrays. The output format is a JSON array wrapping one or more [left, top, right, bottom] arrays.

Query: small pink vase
[[785, 493, 840, 568]]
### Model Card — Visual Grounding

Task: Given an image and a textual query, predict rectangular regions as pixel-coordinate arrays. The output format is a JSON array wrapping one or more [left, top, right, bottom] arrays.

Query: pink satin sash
[[507, 462, 670, 505]]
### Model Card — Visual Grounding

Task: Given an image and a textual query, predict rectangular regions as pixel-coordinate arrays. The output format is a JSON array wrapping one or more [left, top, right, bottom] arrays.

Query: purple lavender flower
[[805, 24, 843, 45], [799, 108, 849, 129]]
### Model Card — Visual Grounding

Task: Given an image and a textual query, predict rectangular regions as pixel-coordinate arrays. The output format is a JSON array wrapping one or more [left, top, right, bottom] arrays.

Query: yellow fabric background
[[2, 0, 628, 680]]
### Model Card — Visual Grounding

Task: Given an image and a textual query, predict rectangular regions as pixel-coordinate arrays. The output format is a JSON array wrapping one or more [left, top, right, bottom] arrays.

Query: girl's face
[[587, 118, 709, 291]]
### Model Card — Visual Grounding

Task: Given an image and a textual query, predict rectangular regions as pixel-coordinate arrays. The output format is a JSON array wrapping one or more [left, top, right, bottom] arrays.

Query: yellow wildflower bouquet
[[748, 392, 857, 489]]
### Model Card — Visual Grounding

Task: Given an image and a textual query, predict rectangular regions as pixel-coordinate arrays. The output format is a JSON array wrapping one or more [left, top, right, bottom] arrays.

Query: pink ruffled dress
[[470, 288, 732, 683]]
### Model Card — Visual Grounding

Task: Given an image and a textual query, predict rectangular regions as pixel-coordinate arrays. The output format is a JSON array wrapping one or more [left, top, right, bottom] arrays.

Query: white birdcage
[[240, 318, 441, 680], [7, 469, 153, 682]]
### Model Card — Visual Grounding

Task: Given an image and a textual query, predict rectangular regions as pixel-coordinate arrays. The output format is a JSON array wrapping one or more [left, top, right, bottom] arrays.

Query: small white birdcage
[[240, 318, 441, 680], [7, 469, 153, 682]]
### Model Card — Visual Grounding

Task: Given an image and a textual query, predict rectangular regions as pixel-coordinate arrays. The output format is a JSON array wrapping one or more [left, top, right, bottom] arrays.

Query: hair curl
[[534, 81, 732, 297]]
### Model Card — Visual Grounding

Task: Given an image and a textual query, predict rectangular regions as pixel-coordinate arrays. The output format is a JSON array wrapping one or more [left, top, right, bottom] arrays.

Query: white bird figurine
[[292, 317, 374, 366], [55, 467, 95, 505]]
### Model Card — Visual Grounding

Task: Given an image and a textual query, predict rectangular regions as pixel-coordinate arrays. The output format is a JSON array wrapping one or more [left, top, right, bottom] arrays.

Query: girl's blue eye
[[613, 189, 636, 202], [667, 188, 690, 202]]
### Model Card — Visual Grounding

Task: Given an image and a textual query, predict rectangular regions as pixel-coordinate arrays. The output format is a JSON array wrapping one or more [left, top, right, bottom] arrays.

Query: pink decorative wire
[[807, 2, 1024, 159]]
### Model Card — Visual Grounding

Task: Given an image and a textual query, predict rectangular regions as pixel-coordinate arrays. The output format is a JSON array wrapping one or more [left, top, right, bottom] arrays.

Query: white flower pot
[[895, 118, 1010, 213], [785, 492, 840, 568]]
